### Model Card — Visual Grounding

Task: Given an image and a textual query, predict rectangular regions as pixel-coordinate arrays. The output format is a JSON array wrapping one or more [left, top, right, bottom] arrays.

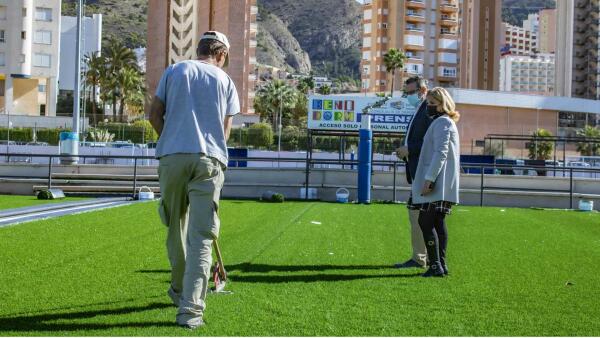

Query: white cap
[[200, 31, 230, 66]]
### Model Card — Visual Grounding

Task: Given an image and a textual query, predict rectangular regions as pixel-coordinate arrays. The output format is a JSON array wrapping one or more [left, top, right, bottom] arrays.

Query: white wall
[[59, 14, 102, 91]]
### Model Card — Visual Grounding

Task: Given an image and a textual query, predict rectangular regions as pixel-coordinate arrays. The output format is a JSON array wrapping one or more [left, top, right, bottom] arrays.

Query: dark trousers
[[418, 209, 448, 270]]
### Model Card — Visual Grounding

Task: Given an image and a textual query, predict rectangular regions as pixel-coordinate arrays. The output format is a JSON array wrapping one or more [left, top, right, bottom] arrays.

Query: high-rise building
[[146, 0, 257, 115], [0, 0, 61, 117], [59, 14, 102, 93], [523, 13, 540, 33], [459, 0, 503, 91], [556, 0, 600, 100], [501, 22, 538, 56], [360, 0, 461, 93], [499, 54, 555, 96], [538, 9, 556, 54], [572, 0, 600, 99]]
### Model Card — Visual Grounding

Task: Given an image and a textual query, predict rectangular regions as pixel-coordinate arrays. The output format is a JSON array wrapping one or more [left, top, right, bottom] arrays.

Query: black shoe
[[442, 265, 449, 275], [394, 259, 425, 269], [422, 264, 445, 277]]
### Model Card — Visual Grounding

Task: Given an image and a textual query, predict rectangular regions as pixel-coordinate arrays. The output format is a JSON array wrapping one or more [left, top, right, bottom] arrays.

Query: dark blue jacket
[[405, 101, 433, 184]]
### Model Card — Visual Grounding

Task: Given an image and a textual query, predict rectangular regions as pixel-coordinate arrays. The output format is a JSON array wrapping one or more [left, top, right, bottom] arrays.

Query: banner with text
[[307, 96, 417, 133]]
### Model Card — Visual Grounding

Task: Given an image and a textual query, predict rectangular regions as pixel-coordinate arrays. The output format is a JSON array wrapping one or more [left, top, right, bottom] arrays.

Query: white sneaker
[[177, 316, 204, 329]]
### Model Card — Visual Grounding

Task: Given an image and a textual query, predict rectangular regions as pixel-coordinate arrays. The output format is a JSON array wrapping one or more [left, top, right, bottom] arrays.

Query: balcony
[[440, 15, 459, 26], [406, 0, 426, 9], [406, 11, 425, 23], [405, 25, 424, 32], [440, 1, 459, 13]]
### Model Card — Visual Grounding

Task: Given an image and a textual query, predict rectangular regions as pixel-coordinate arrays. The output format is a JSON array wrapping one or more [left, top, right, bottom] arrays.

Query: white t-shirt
[[155, 60, 240, 166]]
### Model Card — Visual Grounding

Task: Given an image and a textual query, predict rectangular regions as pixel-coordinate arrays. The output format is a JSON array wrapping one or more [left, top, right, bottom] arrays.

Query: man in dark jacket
[[394, 76, 432, 269]]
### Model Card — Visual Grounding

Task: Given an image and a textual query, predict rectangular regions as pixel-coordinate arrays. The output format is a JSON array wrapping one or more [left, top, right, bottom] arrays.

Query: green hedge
[[96, 121, 158, 144], [0, 127, 68, 145]]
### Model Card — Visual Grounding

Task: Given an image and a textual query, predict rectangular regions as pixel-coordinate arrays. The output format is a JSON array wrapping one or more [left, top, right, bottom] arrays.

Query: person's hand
[[421, 180, 434, 196], [396, 146, 409, 159]]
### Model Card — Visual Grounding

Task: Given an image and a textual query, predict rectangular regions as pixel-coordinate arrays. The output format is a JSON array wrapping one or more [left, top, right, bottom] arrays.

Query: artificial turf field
[[0, 200, 599, 336], [0, 195, 87, 211]]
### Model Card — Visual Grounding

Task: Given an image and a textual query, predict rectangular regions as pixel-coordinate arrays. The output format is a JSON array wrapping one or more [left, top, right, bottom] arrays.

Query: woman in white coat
[[410, 87, 460, 277]]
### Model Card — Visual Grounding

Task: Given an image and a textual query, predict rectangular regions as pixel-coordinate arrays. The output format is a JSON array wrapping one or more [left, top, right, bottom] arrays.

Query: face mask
[[406, 93, 421, 108], [427, 104, 441, 116]]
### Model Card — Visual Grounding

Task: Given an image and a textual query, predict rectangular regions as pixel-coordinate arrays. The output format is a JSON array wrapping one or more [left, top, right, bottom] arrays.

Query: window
[[0, 52, 5, 66], [0, 6, 6, 20], [38, 84, 46, 93], [363, 37, 371, 48], [33, 53, 51, 68], [363, 23, 372, 34], [22, 8, 27, 17], [34, 30, 52, 44], [362, 51, 371, 60], [21, 31, 26, 40], [0, 30, 4, 43], [35, 7, 52, 21]]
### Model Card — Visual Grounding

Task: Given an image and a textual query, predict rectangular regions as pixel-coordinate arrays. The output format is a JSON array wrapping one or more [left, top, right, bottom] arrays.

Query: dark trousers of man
[[418, 210, 448, 271]]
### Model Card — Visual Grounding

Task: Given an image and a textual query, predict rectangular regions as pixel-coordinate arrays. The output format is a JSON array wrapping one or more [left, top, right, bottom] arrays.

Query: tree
[[255, 80, 298, 130], [576, 125, 600, 156], [297, 76, 315, 95], [527, 128, 554, 160], [119, 67, 145, 119], [84, 53, 106, 125], [383, 48, 407, 97], [104, 39, 139, 121], [318, 85, 331, 95]]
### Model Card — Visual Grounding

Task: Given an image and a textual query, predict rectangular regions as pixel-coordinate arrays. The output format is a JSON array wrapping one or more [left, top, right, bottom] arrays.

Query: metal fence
[[2, 153, 600, 209]]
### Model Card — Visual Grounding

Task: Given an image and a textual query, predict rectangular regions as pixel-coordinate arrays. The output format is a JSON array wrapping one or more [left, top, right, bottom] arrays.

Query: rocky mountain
[[258, 0, 362, 79], [256, 8, 312, 74], [62, 0, 148, 48], [501, 0, 556, 26]]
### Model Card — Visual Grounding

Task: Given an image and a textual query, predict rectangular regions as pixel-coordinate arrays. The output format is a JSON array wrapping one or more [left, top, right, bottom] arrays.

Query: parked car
[[26, 141, 49, 146]]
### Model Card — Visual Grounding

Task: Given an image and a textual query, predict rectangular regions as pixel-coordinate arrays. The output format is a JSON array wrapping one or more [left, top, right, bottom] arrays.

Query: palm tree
[[104, 39, 138, 121], [117, 67, 144, 120], [383, 48, 407, 97], [84, 53, 105, 125], [297, 76, 315, 95], [256, 80, 297, 130], [576, 125, 600, 156], [318, 85, 331, 95]]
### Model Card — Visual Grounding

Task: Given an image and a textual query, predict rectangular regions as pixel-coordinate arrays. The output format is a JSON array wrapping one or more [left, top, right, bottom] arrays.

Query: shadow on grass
[[230, 272, 422, 283], [138, 263, 398, 275], [0, 302, 175, 332], [137, 263, 422, 283]]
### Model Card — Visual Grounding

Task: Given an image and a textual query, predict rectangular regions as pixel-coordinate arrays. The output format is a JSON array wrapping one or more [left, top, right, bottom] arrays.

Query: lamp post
[[61, 0, 83, 164], [277, 89, 283, 168]]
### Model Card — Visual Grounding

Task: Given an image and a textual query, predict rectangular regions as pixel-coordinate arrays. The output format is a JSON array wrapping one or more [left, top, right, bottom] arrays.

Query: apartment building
[[146, 0, 257, 115], [572, 0, 600, 99], [556, 0, 600, 100], [501, 22, 538, 56], [538, 9, 556, 53], [0, 0, 61, 117], [360, 0, 461, 93], [459, 0, 503, 91], [499, 54, 555, 96], [59, 14, 102, 93]]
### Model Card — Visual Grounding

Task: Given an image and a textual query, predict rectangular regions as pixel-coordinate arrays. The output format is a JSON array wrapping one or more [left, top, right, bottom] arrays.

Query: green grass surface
[[0, 195, 87, 211], [0, 201, 599, 336]]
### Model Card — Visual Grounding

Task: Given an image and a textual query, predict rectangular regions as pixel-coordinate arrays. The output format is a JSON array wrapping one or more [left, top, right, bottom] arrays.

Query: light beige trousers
[[158, 154, 224, 324], [408, 209, 427, 266]]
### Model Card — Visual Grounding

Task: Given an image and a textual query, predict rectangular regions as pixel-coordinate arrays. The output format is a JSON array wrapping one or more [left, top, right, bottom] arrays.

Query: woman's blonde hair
[[427, 87, 460, 122]]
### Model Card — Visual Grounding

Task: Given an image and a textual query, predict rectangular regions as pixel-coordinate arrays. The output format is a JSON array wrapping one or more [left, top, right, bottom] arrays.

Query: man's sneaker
[[178, 317, 204, 329], [168, 286, 181, 307], [394, 259, 425, 269]]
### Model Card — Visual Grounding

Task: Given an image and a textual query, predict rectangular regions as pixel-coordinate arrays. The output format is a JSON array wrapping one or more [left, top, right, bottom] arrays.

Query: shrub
[[527, 129, 554, 160], [247, 123, 273, 149]]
